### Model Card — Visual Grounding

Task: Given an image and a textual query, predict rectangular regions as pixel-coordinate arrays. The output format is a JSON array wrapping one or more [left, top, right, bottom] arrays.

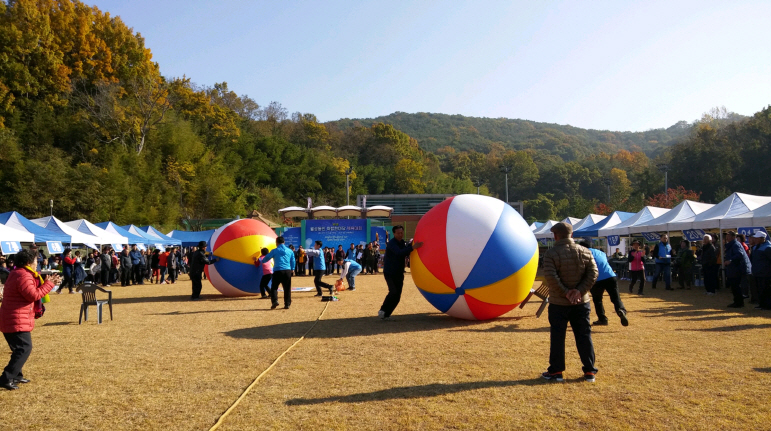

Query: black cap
[[198, 241, 207, 248]]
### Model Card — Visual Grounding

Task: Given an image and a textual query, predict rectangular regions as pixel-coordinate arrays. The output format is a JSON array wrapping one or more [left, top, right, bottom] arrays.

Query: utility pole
[[657, 163, 669, 204], [345, 167, 353, 206], [473, 178, 484, 195], [603, 178, 612, 204], [49, 200, 53, 216], [499, 165, 512, 204]]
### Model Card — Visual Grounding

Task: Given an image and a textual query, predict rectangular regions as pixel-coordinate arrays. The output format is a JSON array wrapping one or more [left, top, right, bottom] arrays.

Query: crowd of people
[[287, 241, 383, 277]]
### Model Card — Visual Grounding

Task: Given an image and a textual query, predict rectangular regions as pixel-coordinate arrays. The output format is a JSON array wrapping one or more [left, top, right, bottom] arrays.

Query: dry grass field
[[1, 270, 770, 430]]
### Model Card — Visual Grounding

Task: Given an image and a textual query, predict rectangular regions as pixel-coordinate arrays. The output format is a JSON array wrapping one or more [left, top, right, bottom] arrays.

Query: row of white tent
[[0, 211, 181, 248], [529, 192, 771, 240]]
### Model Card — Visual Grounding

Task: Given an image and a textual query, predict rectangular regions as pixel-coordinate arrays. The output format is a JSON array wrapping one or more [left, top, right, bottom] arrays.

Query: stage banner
[[607, 235, 621, 246], [281, 227, 302, 249], [305, 219, 367, 250], [371, 226, 388, 249]]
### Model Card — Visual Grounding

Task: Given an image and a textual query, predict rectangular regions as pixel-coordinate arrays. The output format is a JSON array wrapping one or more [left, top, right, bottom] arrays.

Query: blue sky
[[91, 0, 770, 131]]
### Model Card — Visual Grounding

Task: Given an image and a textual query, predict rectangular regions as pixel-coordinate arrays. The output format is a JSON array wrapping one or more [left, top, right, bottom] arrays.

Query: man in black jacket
[[701, 235, 718, 295], [100, 246, 112, 287], [378, 225, 423, 320], [189, 241, 217, 300]]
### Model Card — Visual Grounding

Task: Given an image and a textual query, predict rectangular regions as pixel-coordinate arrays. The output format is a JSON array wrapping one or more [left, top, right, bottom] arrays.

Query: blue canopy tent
[[121, 225, 162, 245], [0, 211, 71, 243], [167, 230, 215, 247], [95, 222, 148, 246], [139, 226, 182, 246], [573, 211, 636, 238]]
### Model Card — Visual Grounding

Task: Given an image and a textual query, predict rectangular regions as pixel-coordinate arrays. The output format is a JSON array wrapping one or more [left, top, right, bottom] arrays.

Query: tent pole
[[720, 227, 725, 289]]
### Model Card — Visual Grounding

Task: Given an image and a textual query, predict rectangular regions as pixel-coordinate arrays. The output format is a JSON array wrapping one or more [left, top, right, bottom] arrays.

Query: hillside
[[330, 112, 721, 159]]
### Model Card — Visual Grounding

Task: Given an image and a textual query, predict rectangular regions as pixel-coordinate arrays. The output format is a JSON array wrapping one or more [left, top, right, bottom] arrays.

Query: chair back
[[80, 282, 100, 305]]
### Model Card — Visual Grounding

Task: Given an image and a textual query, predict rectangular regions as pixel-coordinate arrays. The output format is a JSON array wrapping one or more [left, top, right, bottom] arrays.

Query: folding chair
[[79, 282, 113, 324], [519, 277, 550, 318]]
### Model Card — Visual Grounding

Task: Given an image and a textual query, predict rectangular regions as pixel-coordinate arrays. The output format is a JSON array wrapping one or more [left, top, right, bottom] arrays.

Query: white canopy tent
[[667, 193, 771, 231], [365, 206, 393, 218], [0, 223, 34, 242], [600, 206, 670, 236], [563, 217, 582, 226], [31, 216, 103, 246], [720, 200, 771, 229], [310, 206, 338, 218], [627, 200, 714, 234], [336, 205, 363, 217], [570, 214, 606, 232], [278, 206, 309, 218], [65, 219, 129, 245], [533, 220, 559, 239]]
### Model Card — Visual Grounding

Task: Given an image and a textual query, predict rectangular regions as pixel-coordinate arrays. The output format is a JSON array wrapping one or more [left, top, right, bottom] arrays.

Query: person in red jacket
[[0, 249, 60, 390]]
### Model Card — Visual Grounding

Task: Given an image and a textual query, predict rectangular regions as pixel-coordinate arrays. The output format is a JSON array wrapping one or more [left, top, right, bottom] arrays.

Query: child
[[253, 248, 273, 299]]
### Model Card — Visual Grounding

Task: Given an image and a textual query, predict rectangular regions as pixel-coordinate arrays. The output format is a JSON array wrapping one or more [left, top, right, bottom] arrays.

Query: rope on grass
[[209, 301, 330, 431]]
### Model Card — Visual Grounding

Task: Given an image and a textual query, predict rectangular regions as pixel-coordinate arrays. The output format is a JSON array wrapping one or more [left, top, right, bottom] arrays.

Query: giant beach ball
[[411, 194, 538, 320], [206, 219, 277, 296]]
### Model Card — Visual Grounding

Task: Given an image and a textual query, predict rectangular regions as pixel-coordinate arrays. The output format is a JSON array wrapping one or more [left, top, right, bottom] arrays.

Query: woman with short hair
[[0, 249, 61, 390]]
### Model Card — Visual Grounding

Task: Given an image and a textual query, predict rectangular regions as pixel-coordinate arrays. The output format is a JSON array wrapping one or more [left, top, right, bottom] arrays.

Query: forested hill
[[329, 112, 739, 159]]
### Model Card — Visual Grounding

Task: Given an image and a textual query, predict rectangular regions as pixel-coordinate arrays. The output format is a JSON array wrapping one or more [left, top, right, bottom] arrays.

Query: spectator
[[651, 234, 673, 291], [541, 222, 599, 383], [750, 232, 771, 310], [576, 239, 628, 327], [296, 246, 306, 276], [129, 245, 143, 285], [724, 231, 751, 308], [737, 233, 751, 298], [100, 246, 112, 287], [119, 247, 133, 287], [363, 243, 374, 274], [151, 249, 161, 284], [335, 245, 345, 274], [675, 240, 695, 290], [346, 243, 356, 261], [0, 249, 60, 390], [72, 250, 86, 290], [167, 247, 177, 284], [158, 248, 168, 285], [324, 247, 333, 276], [628, 240, 645, 294], [59, 248, 76, 294], [612, 248, 624, 259], [701, 235, 719, 295], [189, 241, 217, 300], [109, 249, 119, 284]]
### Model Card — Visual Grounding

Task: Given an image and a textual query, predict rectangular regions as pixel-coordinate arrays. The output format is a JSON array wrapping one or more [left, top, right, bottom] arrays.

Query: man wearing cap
[[749, 231, 771, 310], [189, 241, 217, 301], [540, 222, 599, 383], [701, 235, 719, 295], [724, 231, 751, 308]]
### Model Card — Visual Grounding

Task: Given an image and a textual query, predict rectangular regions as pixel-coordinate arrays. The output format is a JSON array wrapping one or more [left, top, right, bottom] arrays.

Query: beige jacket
[[542, 238, 598, 306]]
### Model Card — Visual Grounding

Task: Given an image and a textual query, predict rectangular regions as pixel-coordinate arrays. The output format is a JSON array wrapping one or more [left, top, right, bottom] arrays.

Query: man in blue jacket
[[346, 243, 356, 261], [261, 236, 296, 309], [577, 240, 628, 326], [750, 231, 771, 310], [338, 257, 362, 291], [129, 244, 144, 285], [305, 240, 334, 296], [378, 225, 423, 320], [651, 234, 673, 290], [724, 231, 752, 308]]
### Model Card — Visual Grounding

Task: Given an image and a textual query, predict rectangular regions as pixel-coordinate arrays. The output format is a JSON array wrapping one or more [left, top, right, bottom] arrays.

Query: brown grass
[[0, 272, 770, 430]]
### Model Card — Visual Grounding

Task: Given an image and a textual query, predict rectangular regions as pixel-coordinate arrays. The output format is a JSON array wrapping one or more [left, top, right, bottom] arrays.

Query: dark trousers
[[704, 264, 719, 293], [271, 270, 292, 307], [678, 267, 693, 289], [380, 272, 404, 317], [547, 303, 597, 374], [191, 273, 203, 299], [168, 267, 176, 283], [727, 276, 744, 306], [652, 263, 671, 289], [120, 265, 132, 286], [756, 276, 771, 309], [314, 269, 333, 294], [132, 264, 144, 285], [325, 262, 332, 275], [1, 332, 32, 385], [590, 277, 626, 322], [101, 268, 110, 286], [629, 270, 644, 293], [159, 266, 167, 283], [259, 274, 272, 296]]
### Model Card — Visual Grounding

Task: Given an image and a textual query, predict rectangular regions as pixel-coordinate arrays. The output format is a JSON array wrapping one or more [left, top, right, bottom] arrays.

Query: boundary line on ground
[[209, 301, 331, 430]]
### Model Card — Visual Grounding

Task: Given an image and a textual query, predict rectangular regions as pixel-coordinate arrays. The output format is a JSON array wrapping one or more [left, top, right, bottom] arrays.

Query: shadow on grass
[[754, 367, 771, 373], [677, 323, 771, 332], [224, 313, 534, 340], [450, 323, 549, 333], [149, 309, 272, 316], [112, 294, 250, 305], [42, 321, 77, 326], [285, 379, 543, 405]]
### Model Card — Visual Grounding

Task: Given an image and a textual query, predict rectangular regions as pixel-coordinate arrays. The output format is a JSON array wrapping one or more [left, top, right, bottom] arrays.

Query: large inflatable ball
[[206, 219, 277, 296], [411, 194, 538, 320]]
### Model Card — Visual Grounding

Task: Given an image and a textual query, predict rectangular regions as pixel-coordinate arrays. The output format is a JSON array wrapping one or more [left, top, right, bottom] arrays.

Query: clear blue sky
[[91, 0, 770, 131]]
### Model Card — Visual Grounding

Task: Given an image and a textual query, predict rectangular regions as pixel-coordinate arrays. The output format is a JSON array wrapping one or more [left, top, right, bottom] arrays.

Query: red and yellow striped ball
[[206, 219, 277, 296], [411, 194, 538, 320]]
